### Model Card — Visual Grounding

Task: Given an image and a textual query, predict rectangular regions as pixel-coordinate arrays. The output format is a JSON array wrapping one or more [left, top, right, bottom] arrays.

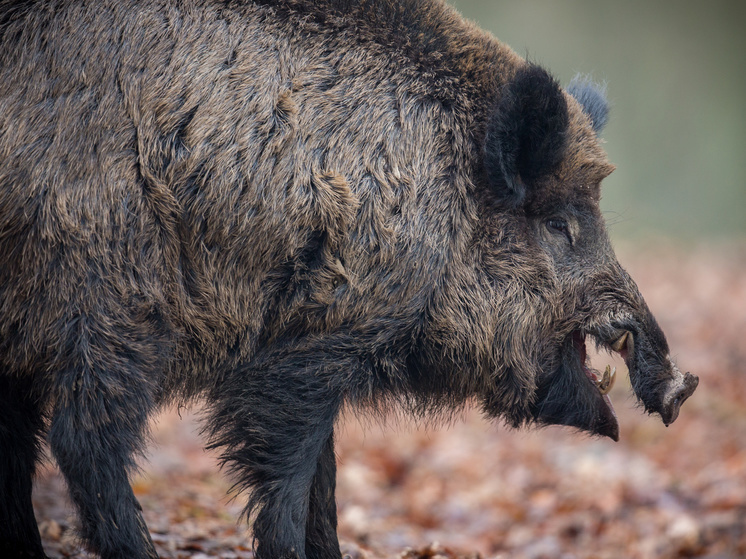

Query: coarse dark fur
[[0, 0, 698, 558]]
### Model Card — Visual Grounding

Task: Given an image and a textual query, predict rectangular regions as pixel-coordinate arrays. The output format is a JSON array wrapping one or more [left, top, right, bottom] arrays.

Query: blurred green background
[[448, 0, 746, 242]]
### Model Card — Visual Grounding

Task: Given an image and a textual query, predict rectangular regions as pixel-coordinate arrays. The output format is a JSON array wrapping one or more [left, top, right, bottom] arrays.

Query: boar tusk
[[597, 365, 616, 395], [611, 331, 629, 353]]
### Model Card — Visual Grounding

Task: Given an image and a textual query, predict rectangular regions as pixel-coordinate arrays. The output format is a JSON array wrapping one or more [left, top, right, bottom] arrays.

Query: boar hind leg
[[48, 348, 158, 559], [207, 355, 343, 559], [0, 375, 47, 559]]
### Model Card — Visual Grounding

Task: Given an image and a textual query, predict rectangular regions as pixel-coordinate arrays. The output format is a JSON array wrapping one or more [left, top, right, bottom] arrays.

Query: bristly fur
[[567, 75, 610, 134], [0, 1, 696, 558]]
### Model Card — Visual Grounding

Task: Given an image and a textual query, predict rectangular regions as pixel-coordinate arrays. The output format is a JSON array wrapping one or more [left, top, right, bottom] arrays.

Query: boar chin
[[531, 330, 619, 441]]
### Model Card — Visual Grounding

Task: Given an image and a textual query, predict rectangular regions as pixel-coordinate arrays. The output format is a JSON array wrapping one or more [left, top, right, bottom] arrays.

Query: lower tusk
[[597, 365, 616, 395]]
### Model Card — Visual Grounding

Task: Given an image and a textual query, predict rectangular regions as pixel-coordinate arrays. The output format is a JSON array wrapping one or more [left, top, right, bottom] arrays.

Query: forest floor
[[33, 242, 746, 559]]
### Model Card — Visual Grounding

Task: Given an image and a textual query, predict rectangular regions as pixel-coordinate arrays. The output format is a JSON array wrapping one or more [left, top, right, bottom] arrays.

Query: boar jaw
[[531, 330, 621, 441]]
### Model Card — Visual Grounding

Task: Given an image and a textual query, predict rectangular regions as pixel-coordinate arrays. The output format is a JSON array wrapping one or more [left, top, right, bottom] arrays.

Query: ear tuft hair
[[567, 76, 609, 134], [484, 64, 569, 207]]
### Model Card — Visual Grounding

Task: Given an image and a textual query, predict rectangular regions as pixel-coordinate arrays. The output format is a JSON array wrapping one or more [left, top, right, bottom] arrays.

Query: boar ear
[[484, 64, 569, 207], [567, 76, 610, 134]]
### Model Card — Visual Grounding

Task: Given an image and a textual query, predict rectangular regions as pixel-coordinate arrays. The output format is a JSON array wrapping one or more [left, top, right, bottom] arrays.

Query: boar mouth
[[532, 328, 631, 441], [572, 329, 622, 438], [573, 330, 619, 397]]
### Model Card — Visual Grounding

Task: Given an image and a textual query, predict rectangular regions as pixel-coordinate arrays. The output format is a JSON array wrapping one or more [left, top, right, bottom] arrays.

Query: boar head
[[463, 66, 698, 440]]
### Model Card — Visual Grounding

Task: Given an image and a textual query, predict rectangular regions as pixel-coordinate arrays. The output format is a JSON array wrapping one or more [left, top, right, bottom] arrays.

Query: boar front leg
[[0, 375, 47, 559], [206, 353, 344, 559], [48, 317, 159, 559]]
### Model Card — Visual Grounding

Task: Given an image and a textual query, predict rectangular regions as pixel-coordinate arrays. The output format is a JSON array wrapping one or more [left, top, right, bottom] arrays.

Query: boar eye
[[546, 218, 573, 244]]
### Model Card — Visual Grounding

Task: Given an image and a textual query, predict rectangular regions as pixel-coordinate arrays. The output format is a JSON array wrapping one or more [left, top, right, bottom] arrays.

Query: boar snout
[[610, 316, 699, 427], [660, 367, 699, 426]]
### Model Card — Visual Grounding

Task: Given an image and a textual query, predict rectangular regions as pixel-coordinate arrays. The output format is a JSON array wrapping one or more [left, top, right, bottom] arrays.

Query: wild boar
[[0, 0, 698, 558]]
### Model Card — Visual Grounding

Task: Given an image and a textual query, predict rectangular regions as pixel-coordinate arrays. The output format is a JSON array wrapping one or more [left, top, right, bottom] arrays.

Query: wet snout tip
[[661, 371, 699, 426]]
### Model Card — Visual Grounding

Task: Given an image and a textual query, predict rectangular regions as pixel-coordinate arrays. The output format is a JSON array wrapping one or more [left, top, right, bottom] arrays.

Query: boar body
[[0, 1, 697, 558]]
